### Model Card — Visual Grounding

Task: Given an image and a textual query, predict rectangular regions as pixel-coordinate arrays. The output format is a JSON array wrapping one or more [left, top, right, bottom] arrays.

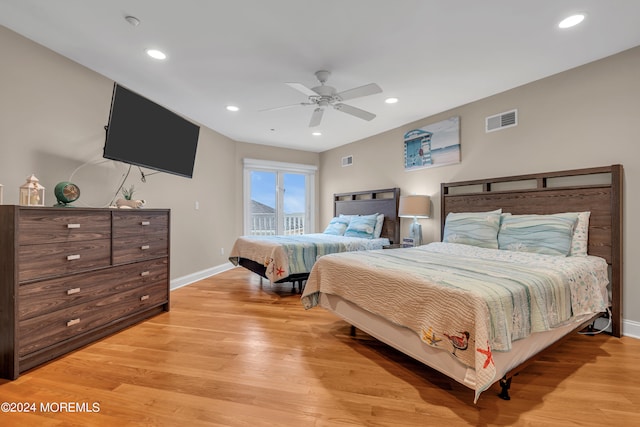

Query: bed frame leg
[[498, 375, 512, 400], [290, 280, 307, 294]]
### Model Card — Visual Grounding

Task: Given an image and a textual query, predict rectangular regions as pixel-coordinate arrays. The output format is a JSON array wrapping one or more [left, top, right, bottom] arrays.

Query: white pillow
[[374, 213, 384, 238], [569, 211, 591, 256]]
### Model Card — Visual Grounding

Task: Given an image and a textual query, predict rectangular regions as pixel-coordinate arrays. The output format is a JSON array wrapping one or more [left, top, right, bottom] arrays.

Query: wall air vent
[[486, 109, 518, 133], [341, 155, 353, 167]]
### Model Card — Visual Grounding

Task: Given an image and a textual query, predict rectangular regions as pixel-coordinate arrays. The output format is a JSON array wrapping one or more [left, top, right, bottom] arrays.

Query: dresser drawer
[[113, 235, 168, 264], [19, 258, 168, 320], [112, 211, 168, 238], [18, 238, 111, 282], [18, 282, 168, 356], [18, 210, 111, 245]]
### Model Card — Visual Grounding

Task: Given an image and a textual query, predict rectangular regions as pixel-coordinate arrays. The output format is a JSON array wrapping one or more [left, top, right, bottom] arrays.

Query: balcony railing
[[250, 213, 305, 236]]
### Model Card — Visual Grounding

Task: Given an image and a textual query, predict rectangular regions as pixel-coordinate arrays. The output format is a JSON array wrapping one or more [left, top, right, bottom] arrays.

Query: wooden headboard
[[333, 188, 400, 244], [441, 165, 623, 337]]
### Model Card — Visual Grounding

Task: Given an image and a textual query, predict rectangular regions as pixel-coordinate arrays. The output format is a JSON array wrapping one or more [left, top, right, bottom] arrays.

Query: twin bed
[[229, 188, 400, 288], [301, 165, 623, 402]]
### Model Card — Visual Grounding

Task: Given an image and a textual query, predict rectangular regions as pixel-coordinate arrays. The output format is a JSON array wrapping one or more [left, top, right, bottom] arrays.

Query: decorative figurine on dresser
[[0, 205, 170, 379]]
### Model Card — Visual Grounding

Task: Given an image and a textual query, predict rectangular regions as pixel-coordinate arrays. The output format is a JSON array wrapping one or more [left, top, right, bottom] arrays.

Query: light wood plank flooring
[[1, 267, 639, 426]]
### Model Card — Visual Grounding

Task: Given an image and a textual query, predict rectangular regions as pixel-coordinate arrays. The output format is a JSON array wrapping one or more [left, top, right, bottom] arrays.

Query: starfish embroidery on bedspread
[[422, 327, 442, 346], [477, 342, 494, 369], [276, 266, 285, 277]]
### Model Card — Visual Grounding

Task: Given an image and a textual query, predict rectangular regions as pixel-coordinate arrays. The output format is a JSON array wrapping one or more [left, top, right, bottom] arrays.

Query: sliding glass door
[[243, 159, 316, 236]]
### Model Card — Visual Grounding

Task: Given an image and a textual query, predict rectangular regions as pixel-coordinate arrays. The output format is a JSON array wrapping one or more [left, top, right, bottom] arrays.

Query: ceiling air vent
[[341, 155, 353, 167], [486, 109, 518, 133]]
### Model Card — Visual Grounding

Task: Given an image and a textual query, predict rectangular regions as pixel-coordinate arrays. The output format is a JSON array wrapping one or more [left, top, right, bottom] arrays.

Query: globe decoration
[[54, 182, 80, 207]]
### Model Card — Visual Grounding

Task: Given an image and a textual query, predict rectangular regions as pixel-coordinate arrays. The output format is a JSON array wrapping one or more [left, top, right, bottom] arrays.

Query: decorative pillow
[[340, 213, 384, 238], [344, 213, 379, 239], [374, 213, 384, 238], [442, 210, 502, 249], [498, 213, 579, 256], [569, 211, 591, 256], [323, 216, 350, 235]]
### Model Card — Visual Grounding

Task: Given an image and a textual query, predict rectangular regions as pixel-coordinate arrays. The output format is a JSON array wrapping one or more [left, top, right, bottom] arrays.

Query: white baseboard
[[170, 262, 236, 290], [623, 318, 640, 339]]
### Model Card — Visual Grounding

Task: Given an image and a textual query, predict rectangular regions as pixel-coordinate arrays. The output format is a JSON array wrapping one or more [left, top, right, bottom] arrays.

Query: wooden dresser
[[0, 206, 170, 379]]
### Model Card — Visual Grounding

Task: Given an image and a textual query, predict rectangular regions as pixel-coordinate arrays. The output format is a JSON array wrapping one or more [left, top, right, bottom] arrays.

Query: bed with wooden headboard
[[301, 165, 622, 402], [229, 187, 400, 287]]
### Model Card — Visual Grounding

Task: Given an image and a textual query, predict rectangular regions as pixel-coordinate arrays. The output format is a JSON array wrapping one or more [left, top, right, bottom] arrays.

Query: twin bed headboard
[[441, 164, 623, 337], [333, 187, 400, 244]]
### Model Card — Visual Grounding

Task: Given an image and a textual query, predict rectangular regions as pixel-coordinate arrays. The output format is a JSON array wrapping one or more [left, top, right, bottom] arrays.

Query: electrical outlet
[[220, 247, 224, 255], [195, 200, 199, 210]]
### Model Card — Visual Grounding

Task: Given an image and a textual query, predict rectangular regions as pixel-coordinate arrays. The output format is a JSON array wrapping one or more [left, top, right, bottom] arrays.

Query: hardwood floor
[[1, 267, 639, 426]]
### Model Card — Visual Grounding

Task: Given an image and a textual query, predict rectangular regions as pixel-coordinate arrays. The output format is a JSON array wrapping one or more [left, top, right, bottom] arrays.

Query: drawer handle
[[67, 254, 81, 261], [67, 223, 81, 229], [140, 271, 150, 277], [66, 287, 81, 295], [66, 318, 80, 327], [140, 294, 150, 301], [141, 221, 151, 226], [141, 245, 150, 250]]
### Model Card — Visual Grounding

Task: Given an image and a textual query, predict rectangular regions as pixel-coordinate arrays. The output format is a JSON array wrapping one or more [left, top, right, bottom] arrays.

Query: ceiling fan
[[264, 70, 382, 127]]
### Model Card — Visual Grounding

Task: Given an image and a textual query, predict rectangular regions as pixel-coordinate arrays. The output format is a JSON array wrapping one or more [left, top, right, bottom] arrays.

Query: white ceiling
[[2, 0, 640, 153]]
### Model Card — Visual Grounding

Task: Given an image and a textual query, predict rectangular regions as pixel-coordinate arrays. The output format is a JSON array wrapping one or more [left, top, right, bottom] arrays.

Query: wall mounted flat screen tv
[[103, 84, 200, 178]]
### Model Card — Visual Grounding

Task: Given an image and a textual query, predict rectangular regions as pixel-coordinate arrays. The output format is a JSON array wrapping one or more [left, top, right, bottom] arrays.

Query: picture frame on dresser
[[0, 206, 170, 380]]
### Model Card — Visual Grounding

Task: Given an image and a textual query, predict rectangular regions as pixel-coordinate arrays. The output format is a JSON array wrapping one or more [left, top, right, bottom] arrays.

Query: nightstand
[[383, 243, 402, 249]]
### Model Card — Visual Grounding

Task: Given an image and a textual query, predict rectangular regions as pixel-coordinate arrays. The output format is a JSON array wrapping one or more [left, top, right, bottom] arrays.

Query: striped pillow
[[344, 214, 379, 239], [323, 216, 350, 235], [443, 211, 502, 249], [498, 213, 579, 256]]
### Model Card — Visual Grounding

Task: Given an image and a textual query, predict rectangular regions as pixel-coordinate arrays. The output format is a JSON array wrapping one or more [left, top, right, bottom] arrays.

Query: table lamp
[[398, 195, 430, 246]]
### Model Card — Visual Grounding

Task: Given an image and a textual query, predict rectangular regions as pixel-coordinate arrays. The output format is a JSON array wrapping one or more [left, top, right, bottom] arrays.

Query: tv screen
[[103, 84, 200, 178]]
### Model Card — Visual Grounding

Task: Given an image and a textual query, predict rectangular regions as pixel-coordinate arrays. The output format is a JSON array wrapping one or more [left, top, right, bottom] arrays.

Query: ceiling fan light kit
[[267, 70, 382, 127]]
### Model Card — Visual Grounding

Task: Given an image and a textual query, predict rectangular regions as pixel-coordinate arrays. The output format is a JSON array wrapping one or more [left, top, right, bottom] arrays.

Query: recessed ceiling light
[[146, 49, 166, 60], [385, 97, 399, 104], [226, 105, 239, 112], [312, 131, 322, 136], [558, 14, 585, 29]]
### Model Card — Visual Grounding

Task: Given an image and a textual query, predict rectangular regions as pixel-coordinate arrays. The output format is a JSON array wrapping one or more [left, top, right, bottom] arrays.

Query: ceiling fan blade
[[333, 103, 376, 121], [286, 82, 319, 97], [336, 83, 382, 101], [259, 102, 311, 112], [309, 108, 324, 127]]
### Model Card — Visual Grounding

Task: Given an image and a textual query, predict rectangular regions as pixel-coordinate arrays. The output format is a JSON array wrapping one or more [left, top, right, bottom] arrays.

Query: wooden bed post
[[610, 164, 623, 337]]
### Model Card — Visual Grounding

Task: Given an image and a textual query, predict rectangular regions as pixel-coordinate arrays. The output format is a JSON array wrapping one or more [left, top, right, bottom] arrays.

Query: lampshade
[[398, 195, 431, 218]]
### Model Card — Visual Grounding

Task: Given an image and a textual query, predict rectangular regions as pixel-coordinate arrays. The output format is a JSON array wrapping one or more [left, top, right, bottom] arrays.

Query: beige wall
[[0, 26, 319, 284], [320, 45, 640, 330]]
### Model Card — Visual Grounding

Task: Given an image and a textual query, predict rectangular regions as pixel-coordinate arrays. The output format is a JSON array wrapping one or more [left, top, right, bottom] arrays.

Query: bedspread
[[229, 233, 390, 282], [301, 242, 609, 401]]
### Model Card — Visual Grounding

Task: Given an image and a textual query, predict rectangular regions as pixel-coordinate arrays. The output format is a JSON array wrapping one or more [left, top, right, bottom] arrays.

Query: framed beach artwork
[[404, 116, 460, 171]]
